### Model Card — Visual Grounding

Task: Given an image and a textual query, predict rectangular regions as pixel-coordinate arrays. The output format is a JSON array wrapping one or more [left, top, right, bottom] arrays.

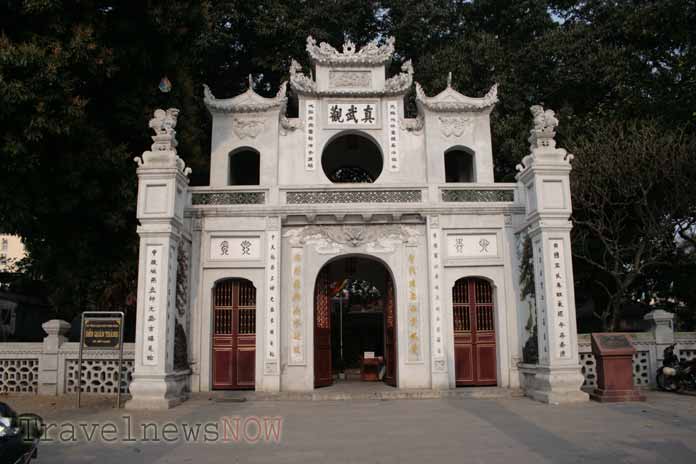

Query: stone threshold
[[201, 387, 524, 402]]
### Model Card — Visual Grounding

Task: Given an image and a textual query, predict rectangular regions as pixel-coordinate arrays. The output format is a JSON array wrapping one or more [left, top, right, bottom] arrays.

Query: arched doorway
[[452, 277, 497, 386], [314, 256, 396, 388], [212, 278, 256, 389]]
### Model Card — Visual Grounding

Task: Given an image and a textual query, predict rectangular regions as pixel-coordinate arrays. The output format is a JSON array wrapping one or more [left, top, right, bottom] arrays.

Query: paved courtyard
[[8, 390, 696, 463]]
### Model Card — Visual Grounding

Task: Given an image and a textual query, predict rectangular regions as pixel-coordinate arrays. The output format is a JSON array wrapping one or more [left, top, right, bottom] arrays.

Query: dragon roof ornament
[[415, 75, 498, 113], [203, 76, 287, 114], [289, 58, 412, 97], [306, 36, 396, 66]]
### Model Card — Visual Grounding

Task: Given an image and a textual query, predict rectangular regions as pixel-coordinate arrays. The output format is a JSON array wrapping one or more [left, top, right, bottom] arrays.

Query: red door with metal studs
[[212, 279, 256, 389], [453, 278, 497, 386]]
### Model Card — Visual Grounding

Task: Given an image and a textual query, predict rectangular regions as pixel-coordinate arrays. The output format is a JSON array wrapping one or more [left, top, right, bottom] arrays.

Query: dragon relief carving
[[306, 36, 395, 65], [384, 60, 414, 93], [284, 225, 422, 253], [289, 59, 317, 94]]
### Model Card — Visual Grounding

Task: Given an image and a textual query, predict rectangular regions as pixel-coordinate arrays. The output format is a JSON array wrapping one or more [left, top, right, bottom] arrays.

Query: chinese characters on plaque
[[429, 227, 445, 368], [265, 232, 280, 372], [534, 238, 549, 358], [446, 234, 497, 258], [387, 101, 400, 171], [407, 252, 421, 362], [326, 102, 378, 127], [550, 239, 571, 360], [305, 101, 317, 170], [209, 237, 260, 260], [289, 249, 304, 364], [143, 245, 162, 366]]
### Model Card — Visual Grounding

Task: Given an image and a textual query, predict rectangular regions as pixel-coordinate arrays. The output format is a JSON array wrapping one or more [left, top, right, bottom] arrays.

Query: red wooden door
[[314, 269, 332, 387], [453, 278, 497, 386], [383, 278, 397, 386], [212, 279, 256, 389]]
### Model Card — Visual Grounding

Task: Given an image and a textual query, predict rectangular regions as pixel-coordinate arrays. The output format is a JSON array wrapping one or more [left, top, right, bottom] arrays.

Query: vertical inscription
[[533, 238, 549, 362], [428, 224, 445, 371], [550, 239, 571, 360], [289, 249, 304, 364], [305, 101, 317, 170], [143, 244, 162, 366], [407, 251, 422, 362], [387, 101, 400, 171], [265, 231, 280, 373]]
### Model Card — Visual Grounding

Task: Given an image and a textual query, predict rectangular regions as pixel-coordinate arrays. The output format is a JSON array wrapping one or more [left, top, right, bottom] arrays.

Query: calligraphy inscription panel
[[446, 234, 498, 258], [209, 237, 261, 260], [325, 101, 379, 128]]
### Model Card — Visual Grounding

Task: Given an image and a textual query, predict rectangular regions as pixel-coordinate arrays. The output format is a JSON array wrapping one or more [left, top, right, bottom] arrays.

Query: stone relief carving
[[400, 114, 424, 132], [329, 70, 372, 88], [289, 59, 318, 94], [516, 104, 573, 172], [439, 116, 472, 138], [175, 241, 189, 317], [384, 60, 413, 93], [134, 108, 192, 177], [232, 117, 265, 139], [191, 191, 265, 205], [531, 105, 559, 132], [415, 82, 498, 112], [202, 78, 287, 114], [306, 36, 395, 65], [286, 190, 421, 204], [284, 225, 421, 254]]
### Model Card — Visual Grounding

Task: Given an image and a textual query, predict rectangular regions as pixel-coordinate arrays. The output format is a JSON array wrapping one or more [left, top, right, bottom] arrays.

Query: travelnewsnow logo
[[36, 415, 283, 444]]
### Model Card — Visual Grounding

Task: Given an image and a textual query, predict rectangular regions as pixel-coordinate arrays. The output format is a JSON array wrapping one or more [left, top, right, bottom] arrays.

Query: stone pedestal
[[126, 370, 191, 410], [589, 333, 645, 402]]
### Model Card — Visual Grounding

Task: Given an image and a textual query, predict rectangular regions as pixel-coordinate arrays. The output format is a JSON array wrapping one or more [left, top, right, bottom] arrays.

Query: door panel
[[453, 278, 497, 386], [384, 278, 396, 386], [314, 268, 332, 387], [212, 280, 256, 390]]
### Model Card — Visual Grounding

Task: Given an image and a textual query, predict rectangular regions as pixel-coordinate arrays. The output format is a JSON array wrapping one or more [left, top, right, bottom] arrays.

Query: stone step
[[205, 387, 524, 402]]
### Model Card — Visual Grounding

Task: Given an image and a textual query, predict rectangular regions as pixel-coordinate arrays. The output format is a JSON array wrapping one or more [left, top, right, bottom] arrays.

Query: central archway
[[314, 256, 396, 388]]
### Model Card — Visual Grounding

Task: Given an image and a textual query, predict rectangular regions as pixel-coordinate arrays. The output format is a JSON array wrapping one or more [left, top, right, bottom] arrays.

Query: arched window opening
[[445, 149, 475, 183], [229, 149, 260, 185], [322, 133, 383, 183]]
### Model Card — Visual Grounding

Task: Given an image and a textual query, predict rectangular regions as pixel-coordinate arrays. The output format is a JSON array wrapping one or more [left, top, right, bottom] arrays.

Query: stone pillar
[[262, 216, 281, 391], [126, 108, 192, 410], [426, 215, 448, 388], [515, 105, 588, 404], [38, 319, 70, 395], [644, 309, 675, 374]]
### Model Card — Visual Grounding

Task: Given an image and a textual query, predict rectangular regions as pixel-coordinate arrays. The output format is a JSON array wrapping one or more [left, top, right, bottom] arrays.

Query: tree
[[565, 119, 696, 331], [0, 2, 210, 319]]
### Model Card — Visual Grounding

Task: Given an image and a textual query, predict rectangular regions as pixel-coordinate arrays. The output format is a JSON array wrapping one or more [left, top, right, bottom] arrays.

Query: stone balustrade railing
[[2, 311, 694, 395], [520, 310, 696, 395], [0, 320, 134, 395], [187, 183, 520, 207]]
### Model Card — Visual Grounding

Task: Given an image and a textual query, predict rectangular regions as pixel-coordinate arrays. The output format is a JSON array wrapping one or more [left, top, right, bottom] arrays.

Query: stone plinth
[[589, 333, 645, 402]]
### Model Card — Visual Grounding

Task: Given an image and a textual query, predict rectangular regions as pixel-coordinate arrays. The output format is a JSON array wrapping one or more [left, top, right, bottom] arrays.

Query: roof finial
[[248, 74, 253, 90], [447, 72, 452, 88]]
